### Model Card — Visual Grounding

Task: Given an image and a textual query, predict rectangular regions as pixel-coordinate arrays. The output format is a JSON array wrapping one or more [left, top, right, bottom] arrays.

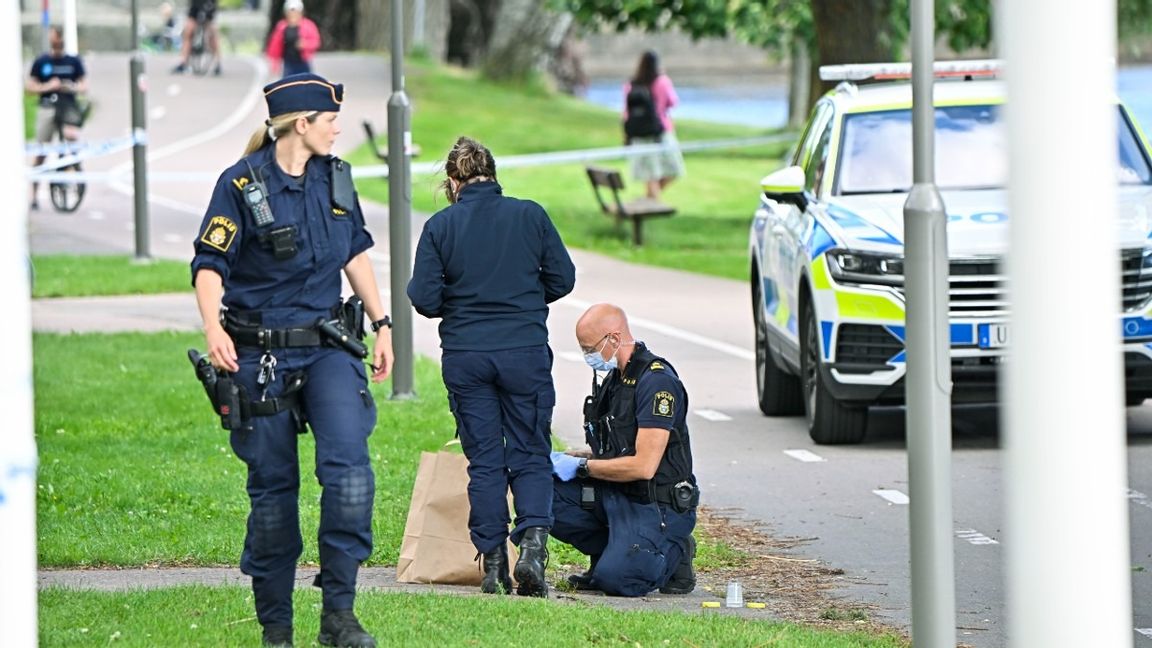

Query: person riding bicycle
[[26, 25, 87, 211], [172, 0, 222, 76]]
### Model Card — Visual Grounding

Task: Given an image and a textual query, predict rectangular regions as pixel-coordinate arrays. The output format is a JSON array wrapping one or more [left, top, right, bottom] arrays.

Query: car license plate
[[978, 323, 1009, 349]]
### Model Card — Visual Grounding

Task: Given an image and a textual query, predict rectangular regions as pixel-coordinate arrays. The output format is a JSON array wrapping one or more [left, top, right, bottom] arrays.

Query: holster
[[188, 348, 309, 432]]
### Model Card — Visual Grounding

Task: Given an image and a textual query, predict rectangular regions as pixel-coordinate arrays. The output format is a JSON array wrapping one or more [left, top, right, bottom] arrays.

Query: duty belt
[[227, 326, 322, 349]]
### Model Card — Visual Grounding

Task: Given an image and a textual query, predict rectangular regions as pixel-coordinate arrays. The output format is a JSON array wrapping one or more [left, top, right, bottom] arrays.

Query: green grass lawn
[[346, 61, 792, 281], [39, 586, 907, 647], [31, 255, 192, 298], [34, 332, 909, 646], [35, 331, 724, 573]]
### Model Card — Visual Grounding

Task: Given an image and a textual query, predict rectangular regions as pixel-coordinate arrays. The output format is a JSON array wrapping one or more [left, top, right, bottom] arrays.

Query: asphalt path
[[28, 51, 1152, 647]]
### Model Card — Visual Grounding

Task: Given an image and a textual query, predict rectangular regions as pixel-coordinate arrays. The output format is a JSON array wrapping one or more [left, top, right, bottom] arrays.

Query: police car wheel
[[800, 299, 867, 445], [752, 275, 803, 416]]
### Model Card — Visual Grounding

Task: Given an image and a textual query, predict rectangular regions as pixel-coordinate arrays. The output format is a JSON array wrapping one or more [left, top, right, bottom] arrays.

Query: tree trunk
[[446, 0, 500, 67], [808, 0, 897, 105], [277, 0, 356, 51], [480, 0, 567, 82], [356, 0, 389, 52], [788, 34, 811, 128]]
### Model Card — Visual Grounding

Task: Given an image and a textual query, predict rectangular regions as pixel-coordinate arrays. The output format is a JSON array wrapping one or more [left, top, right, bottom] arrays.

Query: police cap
[[263, 73, 344, 117]]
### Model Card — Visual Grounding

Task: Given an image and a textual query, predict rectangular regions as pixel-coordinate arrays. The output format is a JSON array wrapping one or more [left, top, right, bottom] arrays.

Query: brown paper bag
[[396, 450, 517, 585]]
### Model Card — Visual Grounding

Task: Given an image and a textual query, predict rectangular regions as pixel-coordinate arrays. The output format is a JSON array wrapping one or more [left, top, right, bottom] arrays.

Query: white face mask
[[582, 335, 617, 372], [584, 351, 617, 372]]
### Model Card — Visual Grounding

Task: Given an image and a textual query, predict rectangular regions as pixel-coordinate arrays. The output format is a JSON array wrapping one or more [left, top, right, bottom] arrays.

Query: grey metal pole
[[2, 0, 40, 642], [388, 0, 415, 399], [902, 0, 956, 645], [999, 0, 1132, 645], [130, 0, 151, 261]]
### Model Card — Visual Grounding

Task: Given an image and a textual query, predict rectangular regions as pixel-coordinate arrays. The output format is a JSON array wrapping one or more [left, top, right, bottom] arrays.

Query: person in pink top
[[266, 0, 322, 78], [622, 50, 685, 201]]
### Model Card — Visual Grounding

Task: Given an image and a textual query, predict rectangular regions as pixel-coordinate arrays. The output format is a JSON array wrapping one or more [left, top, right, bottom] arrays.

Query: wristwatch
[[370, 316, 393, 332], [576, 458, 590, 480]]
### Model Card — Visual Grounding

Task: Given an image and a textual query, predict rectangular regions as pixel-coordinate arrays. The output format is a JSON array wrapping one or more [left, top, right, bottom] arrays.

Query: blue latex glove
[[550, 451, 580, 482]]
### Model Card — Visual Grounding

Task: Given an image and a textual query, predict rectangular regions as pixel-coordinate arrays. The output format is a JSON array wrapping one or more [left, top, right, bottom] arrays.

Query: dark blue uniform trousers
[[229, 346, 376, 628], [441, 345, 555, 553], [551, 479, 696, 597]]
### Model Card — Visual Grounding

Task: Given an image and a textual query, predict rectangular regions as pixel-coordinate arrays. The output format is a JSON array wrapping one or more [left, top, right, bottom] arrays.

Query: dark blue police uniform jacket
[[190, 144, 377, 627], [407, 180, 575, 350], [407, 180, 576, 552]]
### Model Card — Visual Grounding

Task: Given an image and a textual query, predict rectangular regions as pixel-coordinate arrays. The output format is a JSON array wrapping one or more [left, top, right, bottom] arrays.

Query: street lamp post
[[388, 0, 414, 398]]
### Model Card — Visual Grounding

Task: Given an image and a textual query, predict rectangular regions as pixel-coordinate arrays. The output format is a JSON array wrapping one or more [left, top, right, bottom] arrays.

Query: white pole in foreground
[[0, 0, 41, 645], [999, 1, 1132, 646], [63, 0, 79, 55]]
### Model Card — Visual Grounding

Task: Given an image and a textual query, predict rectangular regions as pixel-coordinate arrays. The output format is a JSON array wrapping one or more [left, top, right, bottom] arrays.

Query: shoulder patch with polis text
[[652, 390, 675, 418], [200, 215, 238, 252], [649, 361, 664, 371]]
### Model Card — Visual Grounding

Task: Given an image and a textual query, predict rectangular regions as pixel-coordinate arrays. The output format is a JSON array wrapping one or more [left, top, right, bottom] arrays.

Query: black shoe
[[262, 624, 293, 647], [29, 200, 39, 211], [213, 63, 222, 76], [480, 544, 513, 594], [566, 553, 600, 591], [317, 609, 376, 648], [513, 526, 550, 598], [171, 62, 187, 74], [659, 535, 696, 594]]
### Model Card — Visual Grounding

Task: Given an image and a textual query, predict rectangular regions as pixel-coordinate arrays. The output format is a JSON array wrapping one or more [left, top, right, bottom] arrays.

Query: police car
[[750, 60, 1152, 444]]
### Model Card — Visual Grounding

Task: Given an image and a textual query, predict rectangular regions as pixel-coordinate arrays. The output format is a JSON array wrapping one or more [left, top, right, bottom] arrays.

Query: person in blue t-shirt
[[408, 136, 576, 598], [26, 25, 87, 210]]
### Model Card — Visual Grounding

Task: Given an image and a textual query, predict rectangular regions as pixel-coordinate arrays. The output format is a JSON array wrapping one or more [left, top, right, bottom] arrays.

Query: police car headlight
[[826, 250, 905, 287]]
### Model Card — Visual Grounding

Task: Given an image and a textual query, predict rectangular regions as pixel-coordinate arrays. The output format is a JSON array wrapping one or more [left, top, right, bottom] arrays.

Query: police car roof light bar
[[819, 59, 1003, 82]]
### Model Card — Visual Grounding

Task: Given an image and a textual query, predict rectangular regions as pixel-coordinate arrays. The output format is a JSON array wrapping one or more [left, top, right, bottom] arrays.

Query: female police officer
[[192, 73, 392, 648], [408, 137, 576, 598]]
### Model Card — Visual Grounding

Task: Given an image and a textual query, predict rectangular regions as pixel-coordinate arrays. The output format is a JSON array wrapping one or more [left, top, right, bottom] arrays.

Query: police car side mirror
[[761, 166, 807, 211]]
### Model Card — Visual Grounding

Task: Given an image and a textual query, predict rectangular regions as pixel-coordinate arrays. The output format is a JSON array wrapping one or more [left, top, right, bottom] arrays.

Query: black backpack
[[623, 83, 664, 142]]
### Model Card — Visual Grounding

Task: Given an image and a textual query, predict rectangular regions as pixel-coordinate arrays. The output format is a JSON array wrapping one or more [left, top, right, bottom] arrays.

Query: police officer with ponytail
[[549, 303, 699, 597], [191, 73, 392, 648], [408, 136, 576, 598]]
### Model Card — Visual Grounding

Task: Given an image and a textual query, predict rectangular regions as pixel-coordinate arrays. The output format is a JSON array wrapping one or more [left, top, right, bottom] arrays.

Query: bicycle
[[45, 100, 89, 213]]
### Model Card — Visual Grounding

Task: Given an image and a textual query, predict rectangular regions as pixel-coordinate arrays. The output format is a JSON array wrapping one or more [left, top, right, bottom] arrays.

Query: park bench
[[362, 120, 422, 161], [584, 166, 676, 246]]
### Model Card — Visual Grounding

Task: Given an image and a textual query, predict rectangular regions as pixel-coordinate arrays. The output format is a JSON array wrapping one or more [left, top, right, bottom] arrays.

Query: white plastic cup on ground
[[725, 580, 744, 608]]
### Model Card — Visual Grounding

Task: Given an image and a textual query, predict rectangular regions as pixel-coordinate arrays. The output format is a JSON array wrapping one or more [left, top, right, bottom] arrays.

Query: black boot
[[317, 609, 376, 648], [659, 535, 697, 594], [513, 526, 550, 598], [262, 624, 293, 647], [480, 544, 513, 594], [566, 553, 601, 591]]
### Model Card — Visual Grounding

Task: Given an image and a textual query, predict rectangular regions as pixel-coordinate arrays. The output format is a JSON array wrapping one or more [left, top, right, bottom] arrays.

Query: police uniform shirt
[[29, 53, 85, 107], [632, 355, 688, 439], [190, 145, 374, 326]]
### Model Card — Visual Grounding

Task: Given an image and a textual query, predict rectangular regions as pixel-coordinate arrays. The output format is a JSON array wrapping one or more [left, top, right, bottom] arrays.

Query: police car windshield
[[835, 104, 1152, 195]]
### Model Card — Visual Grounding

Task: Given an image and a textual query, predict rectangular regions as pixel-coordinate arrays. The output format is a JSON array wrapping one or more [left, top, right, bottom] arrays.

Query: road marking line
[[166, 84, 181, 97], [694, 409, 732, 422], [1128, 489, 1152, 512], [558, 351, 585, 364], [873, 489, 909, 505], [783, 449, 826, 463], [1136, 628, 1152, 638], [558, 296, 754, 361], [955, 527, 999, 545]]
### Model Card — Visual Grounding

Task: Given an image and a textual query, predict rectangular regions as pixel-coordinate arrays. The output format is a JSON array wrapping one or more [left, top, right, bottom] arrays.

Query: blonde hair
[[242, 111, 319, 156], [440, 136, 497, 202]]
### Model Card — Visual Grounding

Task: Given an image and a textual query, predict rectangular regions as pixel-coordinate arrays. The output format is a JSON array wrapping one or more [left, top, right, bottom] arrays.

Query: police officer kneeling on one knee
[[191, 73, 393, 648], [550, 303, 699, 597]]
